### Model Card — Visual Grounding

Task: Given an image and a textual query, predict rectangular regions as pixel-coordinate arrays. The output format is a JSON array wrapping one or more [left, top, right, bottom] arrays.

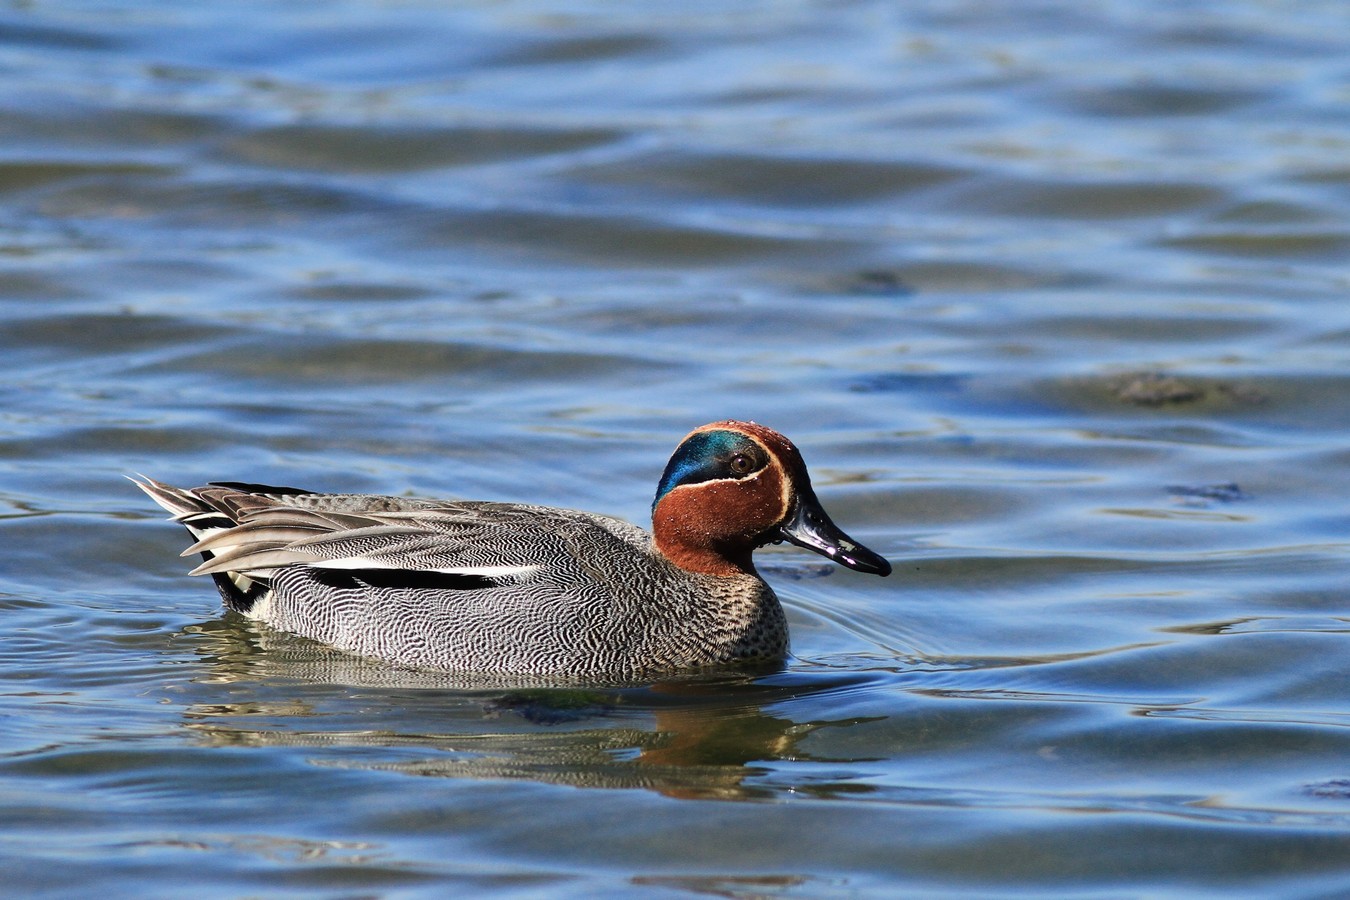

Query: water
[[3, 0, 1350, 895]]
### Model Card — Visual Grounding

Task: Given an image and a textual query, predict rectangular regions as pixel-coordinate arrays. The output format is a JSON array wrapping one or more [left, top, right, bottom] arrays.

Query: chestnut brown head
[[651, 421, 891, 578]]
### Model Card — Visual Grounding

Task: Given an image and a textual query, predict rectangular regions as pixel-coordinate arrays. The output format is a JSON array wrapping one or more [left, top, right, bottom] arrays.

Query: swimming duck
[[135, 420, 890, 679]]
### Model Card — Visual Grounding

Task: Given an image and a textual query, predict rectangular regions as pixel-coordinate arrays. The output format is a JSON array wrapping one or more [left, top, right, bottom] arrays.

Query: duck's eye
[[728, 453, 756, 476]]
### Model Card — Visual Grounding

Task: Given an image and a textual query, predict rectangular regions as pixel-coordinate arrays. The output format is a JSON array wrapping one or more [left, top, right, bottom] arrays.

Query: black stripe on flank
[[307, 568, 498, 592], [209, 481, 311, 495], [210, 571, 269, 614], [183, 514, 235, 532]]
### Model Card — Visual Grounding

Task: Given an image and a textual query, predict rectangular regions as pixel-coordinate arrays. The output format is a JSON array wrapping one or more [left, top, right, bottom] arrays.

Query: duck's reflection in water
[[178, 618, 886, 801]]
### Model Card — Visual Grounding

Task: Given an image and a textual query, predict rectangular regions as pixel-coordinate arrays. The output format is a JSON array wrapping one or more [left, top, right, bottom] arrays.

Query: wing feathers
[[183, 525, 329, 556], [140, 478, 568, 585]]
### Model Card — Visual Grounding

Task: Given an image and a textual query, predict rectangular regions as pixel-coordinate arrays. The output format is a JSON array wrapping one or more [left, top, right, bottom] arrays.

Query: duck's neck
[[653, 534, 756, 578], [651, 482, 771, 578]]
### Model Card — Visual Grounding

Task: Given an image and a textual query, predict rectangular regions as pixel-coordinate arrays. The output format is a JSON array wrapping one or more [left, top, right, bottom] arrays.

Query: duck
[[134, 420, 890, 680]]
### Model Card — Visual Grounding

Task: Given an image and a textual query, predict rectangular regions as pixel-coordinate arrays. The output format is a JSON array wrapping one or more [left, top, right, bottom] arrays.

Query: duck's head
[[651, 420, 892, 578]]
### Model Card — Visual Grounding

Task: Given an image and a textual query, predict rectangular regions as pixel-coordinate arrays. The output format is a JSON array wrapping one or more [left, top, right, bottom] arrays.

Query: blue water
[[3, 1, 1350, 896]]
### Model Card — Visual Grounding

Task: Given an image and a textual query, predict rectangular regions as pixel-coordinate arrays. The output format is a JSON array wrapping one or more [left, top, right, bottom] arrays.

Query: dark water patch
[[482, 690, 621, 726], [0, 312, 228, 358], [1058, 422, 1266, 450], [844, 368, 1278, 424], [0, 16, 119, 51], [878, 551, 1177, 593], [570, 150, 967, 207], [794, 260, 1101, 298], [514, 297, 909, 397], [0, 424, 227, 463], [137, 332, 679, 389], [1165, 482, 1250, 505], [634, 874, 821, 895], [221, 123, 623, 174], [803, 482, 1030, 532], [712, 84, 835, 107], [1292, 165, 1350, 193], [1088, 371, 1350, 432], [826, 268, 914, 296], [0, 161, 179, 195], [758, 560, 837, 581], [0, 270, 86, 301], [1301, 326, 1350, 349], [1015, 312, 1275, 346], [849, 372, 969, 395], [490, 32, 666, 67], [1160, 228, 1350, 260], [1306, 780, 1350, 799], [13, 107, 233, 149], [284, 280, 435, 304], [837, 260, 1100, 295], [1030, 370, 1272, 415], [69, 255, 250, 294], [1153, 12, 1349, 57], [1053, 82, 1271, 118], [1105, 371, 1267, 407], [905, 817, 1350, 892], [401, 206, 860, 268], [939, 175, 1224, 220], [853, 430, 1175, 475], [1211, 198, 1339, 226], [37, 176, 391, 230], [556, 292, 892, 349]]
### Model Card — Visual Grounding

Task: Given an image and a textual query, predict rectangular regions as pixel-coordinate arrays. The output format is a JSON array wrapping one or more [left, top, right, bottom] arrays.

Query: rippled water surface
[[4, 1, 1350, 896]]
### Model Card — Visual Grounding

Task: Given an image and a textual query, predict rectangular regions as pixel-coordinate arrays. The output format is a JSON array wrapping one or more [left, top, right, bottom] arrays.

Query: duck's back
[[259, 502, 687, 675], [140, 480, 786, 678]]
